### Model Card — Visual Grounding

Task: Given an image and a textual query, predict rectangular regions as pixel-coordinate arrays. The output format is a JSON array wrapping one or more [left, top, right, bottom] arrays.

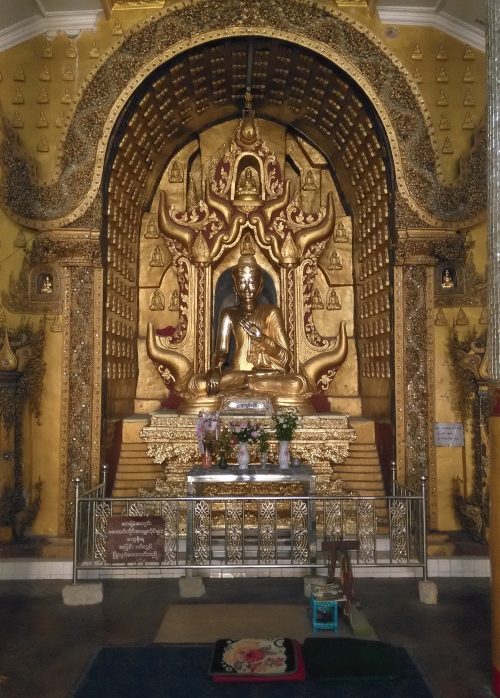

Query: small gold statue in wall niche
[[150, 246, 164, 267], [334, 221, 349, 242], [327, 288, 342, 310], [240, 234, 256, 256], [235, 166, 260, 200], [311, 288, 324, 309], [168, 289, 180, 312], [302, 169, 317, 191], [145, 219, 159, 239], [38, 274, 53, 295], [39, 65, 51, 81], [168, 161, 183, 183], [441, 268, 455, 289], [149, 289, 165, 311], [328, 249, 343, 270]]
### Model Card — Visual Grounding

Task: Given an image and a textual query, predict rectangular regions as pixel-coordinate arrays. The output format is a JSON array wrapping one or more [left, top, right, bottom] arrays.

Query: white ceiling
[[0, 0, 486, 52]]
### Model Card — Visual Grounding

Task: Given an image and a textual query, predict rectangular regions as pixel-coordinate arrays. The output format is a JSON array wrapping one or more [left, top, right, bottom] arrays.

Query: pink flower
[[242, 649, 266, 664], [251, 431, 258, 438]]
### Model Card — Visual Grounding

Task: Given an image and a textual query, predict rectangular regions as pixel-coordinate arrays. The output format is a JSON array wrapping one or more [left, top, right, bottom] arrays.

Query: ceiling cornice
[[377, 6, 485, 51], [0, 11, 102, 52]]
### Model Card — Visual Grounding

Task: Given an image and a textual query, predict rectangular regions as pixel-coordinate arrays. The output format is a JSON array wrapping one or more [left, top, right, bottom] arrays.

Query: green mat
[[302, 637, 402, 681]]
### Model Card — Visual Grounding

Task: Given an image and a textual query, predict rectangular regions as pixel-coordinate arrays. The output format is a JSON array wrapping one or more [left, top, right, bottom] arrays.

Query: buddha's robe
[[188, 303, 308, 396]]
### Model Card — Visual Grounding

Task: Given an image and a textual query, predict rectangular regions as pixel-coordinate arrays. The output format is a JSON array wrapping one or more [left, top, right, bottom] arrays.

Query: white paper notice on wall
[[434, 423, 465, 447]]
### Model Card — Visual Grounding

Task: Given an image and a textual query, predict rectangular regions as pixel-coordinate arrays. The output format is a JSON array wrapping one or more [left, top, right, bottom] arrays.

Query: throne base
[[139, 409, 357, 496], [177, 394, 316, 416]]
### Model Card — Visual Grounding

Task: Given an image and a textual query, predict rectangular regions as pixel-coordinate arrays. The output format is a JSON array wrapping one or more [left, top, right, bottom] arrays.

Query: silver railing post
[[421, 475, 428, 581], [101, 463, 108, 497], [72, 477, 81, 584], [390, 460, 397, 495]]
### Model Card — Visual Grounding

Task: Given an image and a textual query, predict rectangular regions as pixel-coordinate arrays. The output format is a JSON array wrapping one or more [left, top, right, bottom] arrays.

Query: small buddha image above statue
[[327, 288, 342, 310], [311, 288, 324, 310], [39, 274, 53, 294], [168, 289, 180, 312], [328, 249, 343, 271], [168, 160, 183, 183], [144, 218, 159, 239], [441, 267, 455, 289], [334, 221, 349, 242], [302, 169, 317, 191], [149, 246, 164, 267], [235, 165, 261, 202]]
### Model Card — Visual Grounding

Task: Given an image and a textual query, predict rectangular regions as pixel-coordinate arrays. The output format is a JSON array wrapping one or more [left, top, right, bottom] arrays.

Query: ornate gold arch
[[0, 0, 486, 231]]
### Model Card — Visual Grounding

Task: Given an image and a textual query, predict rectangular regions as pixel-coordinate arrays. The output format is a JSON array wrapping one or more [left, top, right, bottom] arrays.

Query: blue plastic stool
[[310, 592, 347, 633]]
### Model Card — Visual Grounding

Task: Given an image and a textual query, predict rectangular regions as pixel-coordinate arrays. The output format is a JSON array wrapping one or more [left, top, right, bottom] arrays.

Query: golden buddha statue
[[40, 275, 53, 294], [188, 252, 308, 398], [235, 166, 260, 200], [442, 268, 455, 289]]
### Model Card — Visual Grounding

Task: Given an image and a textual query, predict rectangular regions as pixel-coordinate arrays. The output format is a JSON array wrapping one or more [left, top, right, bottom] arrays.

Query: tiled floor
[[0, 556, 491, 579], [0, 576, 492, 698]]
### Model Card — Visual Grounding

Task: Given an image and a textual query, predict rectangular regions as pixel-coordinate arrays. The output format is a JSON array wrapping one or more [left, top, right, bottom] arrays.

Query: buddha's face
[[233, 265, 262, 302]]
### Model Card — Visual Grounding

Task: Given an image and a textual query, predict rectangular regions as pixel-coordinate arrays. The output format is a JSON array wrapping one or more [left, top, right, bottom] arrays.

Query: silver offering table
[[186, 464, 317, 496]]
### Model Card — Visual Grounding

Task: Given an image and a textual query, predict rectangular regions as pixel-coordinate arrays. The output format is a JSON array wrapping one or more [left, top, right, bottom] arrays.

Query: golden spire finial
[[240, 91, 257, 146]]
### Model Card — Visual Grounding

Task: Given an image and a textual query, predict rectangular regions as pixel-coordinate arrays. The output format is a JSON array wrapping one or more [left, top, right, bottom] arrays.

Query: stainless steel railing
[[72, 463, 428, 583]]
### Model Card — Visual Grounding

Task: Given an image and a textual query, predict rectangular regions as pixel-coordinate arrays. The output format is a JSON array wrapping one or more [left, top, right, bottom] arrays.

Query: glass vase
[[278, 440, 290, 470], [237, 442, 250, 470], [259, 450, 268, 467]]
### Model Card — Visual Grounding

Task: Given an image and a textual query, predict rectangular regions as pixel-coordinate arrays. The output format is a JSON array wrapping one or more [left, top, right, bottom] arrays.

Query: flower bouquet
[[229, 419, 262, 470], [229, 419, 261, 445], [196, 411, 220, 467], [271, 407, 301, 442], [271, 407, 301, 469]]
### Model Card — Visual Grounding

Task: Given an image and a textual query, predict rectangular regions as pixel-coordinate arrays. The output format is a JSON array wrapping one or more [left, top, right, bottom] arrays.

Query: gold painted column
[[394, 231, 438, 527], [34, 230, 103, 536], [487, 2, 500, 695]]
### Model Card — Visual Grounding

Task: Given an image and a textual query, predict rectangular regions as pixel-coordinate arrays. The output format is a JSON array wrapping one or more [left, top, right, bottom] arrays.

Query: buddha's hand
[[240, 319, 263, 339], [206, 366, 221, 396]]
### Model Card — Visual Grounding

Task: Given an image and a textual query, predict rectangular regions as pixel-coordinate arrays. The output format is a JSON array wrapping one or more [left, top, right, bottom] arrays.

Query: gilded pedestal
[[139, 409, 357, 496]]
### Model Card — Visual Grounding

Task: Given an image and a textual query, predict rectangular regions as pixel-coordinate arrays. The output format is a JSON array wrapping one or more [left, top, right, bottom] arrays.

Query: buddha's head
[[232, 253, 263, 303]]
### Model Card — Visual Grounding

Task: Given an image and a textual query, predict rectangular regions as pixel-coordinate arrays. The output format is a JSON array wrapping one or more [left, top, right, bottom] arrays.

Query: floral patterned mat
[[210, 638, 298, 677]]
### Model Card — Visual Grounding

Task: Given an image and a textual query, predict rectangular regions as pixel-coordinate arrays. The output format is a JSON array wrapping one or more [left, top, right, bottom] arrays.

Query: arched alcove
[[102, 35, 395, 430]]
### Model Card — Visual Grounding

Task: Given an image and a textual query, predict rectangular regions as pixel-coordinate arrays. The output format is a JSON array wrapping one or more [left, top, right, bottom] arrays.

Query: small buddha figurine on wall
[[327, 288, 342, 310], [311, 288, 324, 309], [328, 249, 343, 271], [235, 166, 260, 200], [441, 268, 455, 289], [39, 274, 53, 294], [168, 289, 180, 312]]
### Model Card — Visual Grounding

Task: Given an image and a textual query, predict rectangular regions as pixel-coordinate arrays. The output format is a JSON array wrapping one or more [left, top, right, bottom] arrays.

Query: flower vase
[[237, 442, 250, 470], [201, 449, 212, 469], [278, 441, 290, 470], [218, 453, 228, 470], [259, 451, 268, 467]]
